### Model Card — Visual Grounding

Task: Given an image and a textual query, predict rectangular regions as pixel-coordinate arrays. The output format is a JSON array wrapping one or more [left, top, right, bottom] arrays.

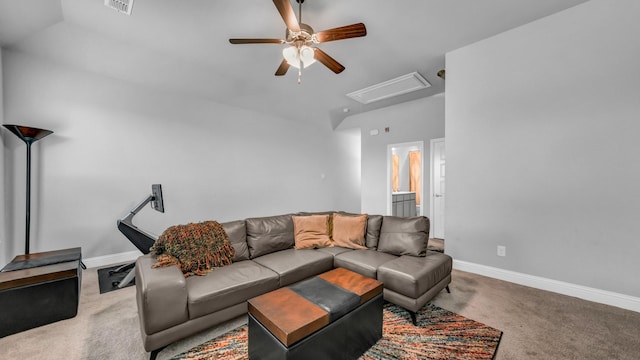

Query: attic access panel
[[347, 72, 431, 104]]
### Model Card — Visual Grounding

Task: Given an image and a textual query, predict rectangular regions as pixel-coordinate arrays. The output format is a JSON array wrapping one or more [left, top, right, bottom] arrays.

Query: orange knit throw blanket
[[150, 221, 235, 277]]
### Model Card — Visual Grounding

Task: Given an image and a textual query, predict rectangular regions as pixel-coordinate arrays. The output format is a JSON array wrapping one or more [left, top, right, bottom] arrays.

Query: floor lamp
[[3, 124, 53, 255]]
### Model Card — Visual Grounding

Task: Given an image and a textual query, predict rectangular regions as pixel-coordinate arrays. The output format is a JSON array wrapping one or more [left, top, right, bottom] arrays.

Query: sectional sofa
[[134, 212, 452, 359]]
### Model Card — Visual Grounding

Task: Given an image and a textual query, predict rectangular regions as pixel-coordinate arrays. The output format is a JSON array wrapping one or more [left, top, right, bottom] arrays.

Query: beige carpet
[[1, 265, 639, 359]]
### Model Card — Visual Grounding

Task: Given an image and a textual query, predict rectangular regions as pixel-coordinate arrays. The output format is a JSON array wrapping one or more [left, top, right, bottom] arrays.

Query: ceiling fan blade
[[275, 59, 290, 76], [315, 23, 367, 43], [229, 38, 284, 44], [273, 0, 300, 32], [313, 48, 345, 74]]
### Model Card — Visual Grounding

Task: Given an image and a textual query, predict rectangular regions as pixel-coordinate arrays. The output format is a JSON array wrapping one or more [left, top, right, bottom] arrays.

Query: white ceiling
[[0, 0, 590, 128]]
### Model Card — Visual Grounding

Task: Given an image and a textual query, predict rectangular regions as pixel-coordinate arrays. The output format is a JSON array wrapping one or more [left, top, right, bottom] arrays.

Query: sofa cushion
[[246, 214, 294, 258], [377, 216, 429, 257], [292, 215, 332, 249], [221, 220, 249, 262], [316, 246, 353, 257], [332, 213, 367, 250], [186, 260, 279, 319], [252, 249, 334, 287], [334, 249, 397, 279], [377, 252, 452, 299], [365, 215, 383, 249]]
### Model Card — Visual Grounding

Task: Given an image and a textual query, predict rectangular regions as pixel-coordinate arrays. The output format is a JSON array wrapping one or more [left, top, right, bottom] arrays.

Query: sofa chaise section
[[377, 252, 452, 324]]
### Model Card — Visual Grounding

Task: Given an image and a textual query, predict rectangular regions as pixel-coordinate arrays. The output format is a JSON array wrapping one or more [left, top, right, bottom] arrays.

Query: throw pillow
[[296, 211, 335, 238], [332, 213, 368, 250], [292, 215, 333, 249], [151, 221, 236, 277]]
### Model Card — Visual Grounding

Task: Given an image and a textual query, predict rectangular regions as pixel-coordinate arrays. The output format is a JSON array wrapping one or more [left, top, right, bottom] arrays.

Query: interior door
[[432, 139, 445, 239]]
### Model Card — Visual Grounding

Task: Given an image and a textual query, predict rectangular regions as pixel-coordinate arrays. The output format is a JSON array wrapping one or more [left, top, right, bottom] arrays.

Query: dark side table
[[0, 247, 82, 338]]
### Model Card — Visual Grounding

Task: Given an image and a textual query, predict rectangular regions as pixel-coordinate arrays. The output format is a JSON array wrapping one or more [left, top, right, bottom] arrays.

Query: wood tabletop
[[0, 261, 80, 291], [317, 267, 383, 304], [0, 247, 81, 291], [248, 267, 382, 347], [9, 247, 81, 262]]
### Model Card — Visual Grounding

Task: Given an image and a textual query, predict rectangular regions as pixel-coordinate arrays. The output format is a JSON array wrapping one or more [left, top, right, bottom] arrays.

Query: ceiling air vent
[[104, 0, 134, 15], [347, 72, 431, 104]]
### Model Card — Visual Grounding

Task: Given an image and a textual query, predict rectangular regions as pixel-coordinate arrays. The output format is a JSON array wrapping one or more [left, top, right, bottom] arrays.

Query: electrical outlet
[[497, 245, 506, 257]]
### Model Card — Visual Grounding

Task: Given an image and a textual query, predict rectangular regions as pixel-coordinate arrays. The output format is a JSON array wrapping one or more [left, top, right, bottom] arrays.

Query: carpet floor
[[1, 268, 638, 359], [170, 303, 502, 360]]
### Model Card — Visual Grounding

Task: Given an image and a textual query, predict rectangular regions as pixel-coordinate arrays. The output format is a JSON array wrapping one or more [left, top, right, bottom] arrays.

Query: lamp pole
[[3, 125, 53, 255], [25, 139, 34, 255]]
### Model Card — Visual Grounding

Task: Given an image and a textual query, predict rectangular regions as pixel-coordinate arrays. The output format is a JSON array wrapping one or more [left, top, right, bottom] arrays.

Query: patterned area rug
[[171, 303, 502, 359]]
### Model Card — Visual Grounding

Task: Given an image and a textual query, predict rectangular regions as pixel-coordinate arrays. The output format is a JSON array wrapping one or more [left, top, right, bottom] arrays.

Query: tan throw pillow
[[292, 215, 333, 249], [332, 213, 368, 250]]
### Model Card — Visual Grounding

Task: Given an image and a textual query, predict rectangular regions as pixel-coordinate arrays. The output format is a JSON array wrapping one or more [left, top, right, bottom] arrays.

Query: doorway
[[430, 138, 445, 239], [387, 141, 424, 216]]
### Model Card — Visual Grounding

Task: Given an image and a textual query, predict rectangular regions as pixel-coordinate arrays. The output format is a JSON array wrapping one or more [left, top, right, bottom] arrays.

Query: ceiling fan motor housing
[[286, 23, 316, 45]]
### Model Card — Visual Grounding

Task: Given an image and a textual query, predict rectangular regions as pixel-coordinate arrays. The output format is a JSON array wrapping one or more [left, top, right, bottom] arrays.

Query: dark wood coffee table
[[248, 267, 383, 360]]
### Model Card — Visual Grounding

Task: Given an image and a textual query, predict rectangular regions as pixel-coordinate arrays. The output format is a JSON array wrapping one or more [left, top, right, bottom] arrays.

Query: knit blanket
[[150, 221, 236, 277]]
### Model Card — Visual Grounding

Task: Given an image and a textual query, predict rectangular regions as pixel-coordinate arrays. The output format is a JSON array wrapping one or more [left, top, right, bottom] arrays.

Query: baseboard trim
[[453, 259, 640, 313], [83, 250, 141, 269]]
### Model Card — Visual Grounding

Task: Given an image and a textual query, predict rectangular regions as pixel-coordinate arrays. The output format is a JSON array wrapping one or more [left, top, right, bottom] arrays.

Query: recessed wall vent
[[104, 0, 134, 15], [346, 72, 431, 104]]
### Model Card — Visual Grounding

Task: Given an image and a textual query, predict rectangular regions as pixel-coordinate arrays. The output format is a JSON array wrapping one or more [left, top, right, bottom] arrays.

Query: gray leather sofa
[[135, 213, 452, 359]]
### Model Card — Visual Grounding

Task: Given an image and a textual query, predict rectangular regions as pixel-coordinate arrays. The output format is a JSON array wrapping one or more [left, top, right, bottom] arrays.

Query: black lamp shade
[[3, 125, 53, 144]]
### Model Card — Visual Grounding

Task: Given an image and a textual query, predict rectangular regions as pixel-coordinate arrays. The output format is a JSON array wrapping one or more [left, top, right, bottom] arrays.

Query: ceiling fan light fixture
[[283, 45, 316, 69]]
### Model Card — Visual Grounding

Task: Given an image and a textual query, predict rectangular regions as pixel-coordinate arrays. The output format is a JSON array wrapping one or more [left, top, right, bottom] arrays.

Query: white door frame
[[430, 138, 445, 237], [386, 141, 424, 216]]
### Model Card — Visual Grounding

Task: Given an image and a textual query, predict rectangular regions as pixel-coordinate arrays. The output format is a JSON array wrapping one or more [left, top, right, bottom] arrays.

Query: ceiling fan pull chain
[[298, 59, 303, 84]]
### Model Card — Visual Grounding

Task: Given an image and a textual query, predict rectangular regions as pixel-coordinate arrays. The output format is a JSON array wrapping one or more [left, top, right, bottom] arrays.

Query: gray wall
[[446, 0, 640, 297], [1, 49, 361, 264], [339, 94, 445, 216]]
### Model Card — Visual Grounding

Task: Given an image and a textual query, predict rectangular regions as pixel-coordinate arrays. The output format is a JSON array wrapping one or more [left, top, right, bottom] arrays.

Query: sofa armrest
[[135, 254, 189, 335]]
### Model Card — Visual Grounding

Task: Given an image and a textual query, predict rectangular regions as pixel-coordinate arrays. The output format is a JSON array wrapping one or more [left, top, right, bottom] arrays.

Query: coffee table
[[247, 267, 383, 360]]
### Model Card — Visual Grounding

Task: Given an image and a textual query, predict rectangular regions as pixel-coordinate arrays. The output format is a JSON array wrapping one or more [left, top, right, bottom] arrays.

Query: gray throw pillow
[[377, 216, 429, 257]]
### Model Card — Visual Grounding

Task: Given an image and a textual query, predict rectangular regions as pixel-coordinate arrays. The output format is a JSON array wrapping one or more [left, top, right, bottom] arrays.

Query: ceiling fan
[[229, 0, 367, 83]]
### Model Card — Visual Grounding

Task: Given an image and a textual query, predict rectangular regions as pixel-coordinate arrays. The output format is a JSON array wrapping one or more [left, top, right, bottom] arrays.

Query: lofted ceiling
[[0, 0, 590, 129]]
